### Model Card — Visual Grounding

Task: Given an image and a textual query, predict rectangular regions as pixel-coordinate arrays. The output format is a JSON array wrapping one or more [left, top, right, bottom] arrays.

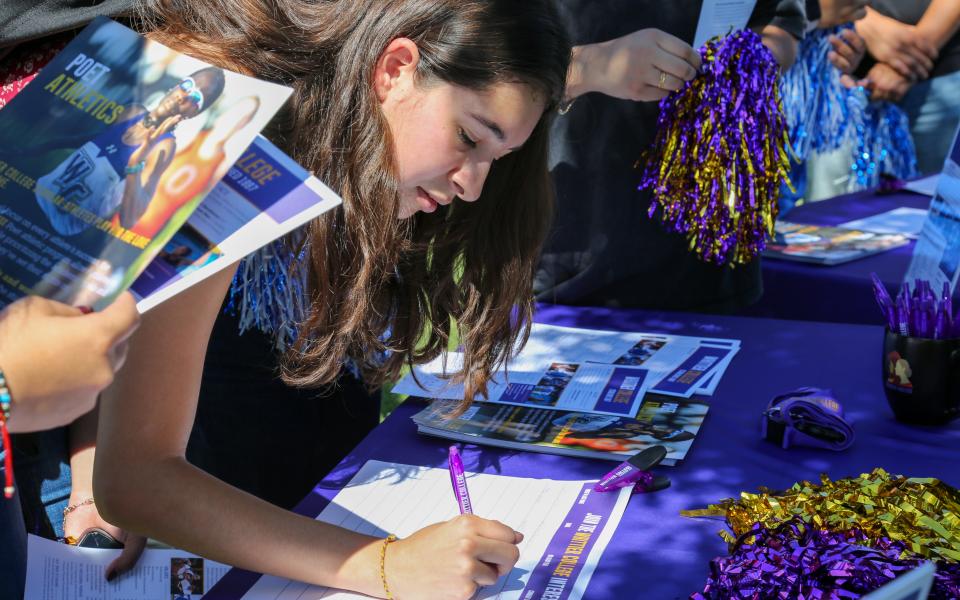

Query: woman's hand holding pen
[[385, 515, 523, 600]]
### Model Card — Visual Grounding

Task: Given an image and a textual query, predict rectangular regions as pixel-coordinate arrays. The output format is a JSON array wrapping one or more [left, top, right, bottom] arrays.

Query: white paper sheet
[[838, 207, 929, 239], [906, 159, 960, 294], [24, 535, 230, 600], [903, 174, 940, 197], [241, 460, 631, 600], [693, 0, 757, 48]]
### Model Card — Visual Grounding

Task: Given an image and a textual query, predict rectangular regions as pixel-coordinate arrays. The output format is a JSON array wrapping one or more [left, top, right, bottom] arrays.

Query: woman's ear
[[373, 37, 421, 103]]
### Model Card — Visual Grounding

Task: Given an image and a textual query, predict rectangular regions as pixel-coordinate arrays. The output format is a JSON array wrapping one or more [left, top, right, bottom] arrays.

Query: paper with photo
[[131, 135, 341, 312], [392, 323, 741, 409], [839, 207, 928, 239], [394, 357, 651, 416], [693, 0, 757, 48], [905, 145, 960, 295], [0, 17, 291, 311], [499, 323, 738, 391], [234, 460, 631, 600], [25, 534, 230, 600], [903, 174, 940, 197], [651, 343, 740, 398]]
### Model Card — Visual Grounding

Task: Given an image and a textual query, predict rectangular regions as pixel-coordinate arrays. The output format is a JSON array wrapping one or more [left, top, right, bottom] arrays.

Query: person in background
[[806, 0, 960, 199], [535, 1, 806, 313], [856, 0, 960, 174]]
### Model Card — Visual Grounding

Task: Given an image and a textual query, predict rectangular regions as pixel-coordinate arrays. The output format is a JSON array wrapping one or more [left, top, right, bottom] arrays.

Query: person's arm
[[564, 29, 702, 104], [751, 0, 805, 68], [817, 0, 868, 29], [119, 122, 178, 228], [760, 24, 799, 68], [916, 0, 960, 53], [856, 7, 938, 81], [94, 267, 521, 599]]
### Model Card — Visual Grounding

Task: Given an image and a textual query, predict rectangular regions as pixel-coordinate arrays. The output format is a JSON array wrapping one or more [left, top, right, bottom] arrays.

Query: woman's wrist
[[564, 44, 599, 105]]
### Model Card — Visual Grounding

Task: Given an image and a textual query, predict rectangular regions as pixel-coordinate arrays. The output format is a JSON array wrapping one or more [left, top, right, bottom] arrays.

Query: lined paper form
[[240, 461, 631, 600]]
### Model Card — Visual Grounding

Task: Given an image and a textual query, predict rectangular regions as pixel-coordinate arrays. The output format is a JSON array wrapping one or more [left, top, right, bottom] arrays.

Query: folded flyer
[[392, 323, 740, 412], [0, 17, 293, 310], [413, 396, 709, 465], [131, 135, 341, 312]]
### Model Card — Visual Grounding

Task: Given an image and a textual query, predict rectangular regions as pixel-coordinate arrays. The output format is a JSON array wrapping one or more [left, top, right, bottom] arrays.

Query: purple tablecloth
[[210, 305, 960, 599], [743, 189, 931, 325]]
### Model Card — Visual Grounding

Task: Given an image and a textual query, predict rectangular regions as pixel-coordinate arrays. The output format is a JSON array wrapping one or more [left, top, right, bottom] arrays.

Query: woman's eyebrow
[[470, 113, 522, 152]]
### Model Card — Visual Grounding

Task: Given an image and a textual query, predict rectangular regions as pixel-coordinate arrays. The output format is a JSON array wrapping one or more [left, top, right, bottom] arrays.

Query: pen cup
[[882, 329, 960, 425]]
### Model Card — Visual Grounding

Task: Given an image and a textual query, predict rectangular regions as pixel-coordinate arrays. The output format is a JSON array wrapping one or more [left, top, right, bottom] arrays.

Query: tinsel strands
[[640, 29, 791, 265]]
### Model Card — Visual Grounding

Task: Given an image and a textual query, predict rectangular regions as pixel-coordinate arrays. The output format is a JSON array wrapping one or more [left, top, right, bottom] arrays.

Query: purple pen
[[448, 445, 473, 515], [594, 445, 668, 492]]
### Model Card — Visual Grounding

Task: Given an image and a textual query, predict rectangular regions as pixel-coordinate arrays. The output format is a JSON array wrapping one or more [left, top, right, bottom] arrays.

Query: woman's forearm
[[95, 453, 385, 595], [68, 403, 99, 498], [917, 0, 960, 51]]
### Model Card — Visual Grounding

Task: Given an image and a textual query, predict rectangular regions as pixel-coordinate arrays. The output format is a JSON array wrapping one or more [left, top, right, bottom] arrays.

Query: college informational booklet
[[905, 127, 960, 294], [131, 135, 341, 312], [25, 534, 229, 600], [391, 323, 740, 413], [763, 221, 910, 265], [0, 17, 292, 310], [228, 461, 631, 600], [412, 396, 710, 466]]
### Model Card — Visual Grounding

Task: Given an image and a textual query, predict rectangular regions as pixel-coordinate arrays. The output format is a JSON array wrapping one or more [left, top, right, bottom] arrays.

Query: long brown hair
[[139, 0, 571, 402]]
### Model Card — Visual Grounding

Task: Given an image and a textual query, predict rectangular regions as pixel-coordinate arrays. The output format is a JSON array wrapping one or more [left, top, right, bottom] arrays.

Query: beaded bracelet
[[0, 368, 15, 498], [379, 534, 398, 599]]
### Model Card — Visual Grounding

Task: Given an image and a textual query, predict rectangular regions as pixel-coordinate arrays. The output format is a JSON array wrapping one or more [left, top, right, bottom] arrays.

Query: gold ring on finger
[[658, 70, 667, 90]]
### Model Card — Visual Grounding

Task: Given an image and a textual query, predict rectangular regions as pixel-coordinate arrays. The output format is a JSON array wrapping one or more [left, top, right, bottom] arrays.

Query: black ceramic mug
[[882, 329, 960, 425]]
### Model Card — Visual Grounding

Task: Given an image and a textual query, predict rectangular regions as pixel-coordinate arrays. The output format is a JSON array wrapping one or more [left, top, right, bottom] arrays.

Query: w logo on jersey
[[52, 150, 94, 202]]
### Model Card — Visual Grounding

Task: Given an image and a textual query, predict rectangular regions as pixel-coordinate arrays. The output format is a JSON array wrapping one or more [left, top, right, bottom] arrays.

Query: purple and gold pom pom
[[640, 29, 792, 265], [692, 519, 960, 599]]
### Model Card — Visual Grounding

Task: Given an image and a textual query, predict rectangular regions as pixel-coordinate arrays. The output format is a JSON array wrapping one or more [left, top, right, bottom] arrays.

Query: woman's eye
[[458, 127, 477, 149]]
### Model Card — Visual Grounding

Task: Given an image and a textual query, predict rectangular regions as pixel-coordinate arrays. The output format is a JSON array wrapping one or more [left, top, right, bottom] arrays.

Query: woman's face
[[375, 40, 546, 219], [156, 82, 203, 121]]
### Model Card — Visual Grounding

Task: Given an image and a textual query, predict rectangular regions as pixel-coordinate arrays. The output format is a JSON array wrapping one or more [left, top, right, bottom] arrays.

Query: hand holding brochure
[[0, 18, 322, 311]]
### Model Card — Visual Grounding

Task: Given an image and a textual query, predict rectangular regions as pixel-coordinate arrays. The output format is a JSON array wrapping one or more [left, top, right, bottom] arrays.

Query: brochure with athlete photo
[[0, 17, 292, 310], [412, 395, 710, 465], [763, 221, 910, 266]]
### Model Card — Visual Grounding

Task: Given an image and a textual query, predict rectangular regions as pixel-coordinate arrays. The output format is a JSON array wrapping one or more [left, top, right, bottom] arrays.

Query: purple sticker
[[519, 483, 622, 600]]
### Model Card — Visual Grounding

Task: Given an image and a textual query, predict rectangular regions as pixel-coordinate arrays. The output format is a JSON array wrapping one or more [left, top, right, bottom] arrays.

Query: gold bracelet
[[379, 534, 398, 599], [63, 497, 95, 518]]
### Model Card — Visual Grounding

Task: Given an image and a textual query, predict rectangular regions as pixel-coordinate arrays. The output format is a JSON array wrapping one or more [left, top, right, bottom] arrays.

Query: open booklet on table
[[0, 17, 341, 313], [763, 221, 911, 266], [412, 395, 709, 466]]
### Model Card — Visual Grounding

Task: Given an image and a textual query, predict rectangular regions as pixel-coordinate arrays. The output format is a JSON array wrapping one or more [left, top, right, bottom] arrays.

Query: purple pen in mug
[[448, 445, 473, 515]]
